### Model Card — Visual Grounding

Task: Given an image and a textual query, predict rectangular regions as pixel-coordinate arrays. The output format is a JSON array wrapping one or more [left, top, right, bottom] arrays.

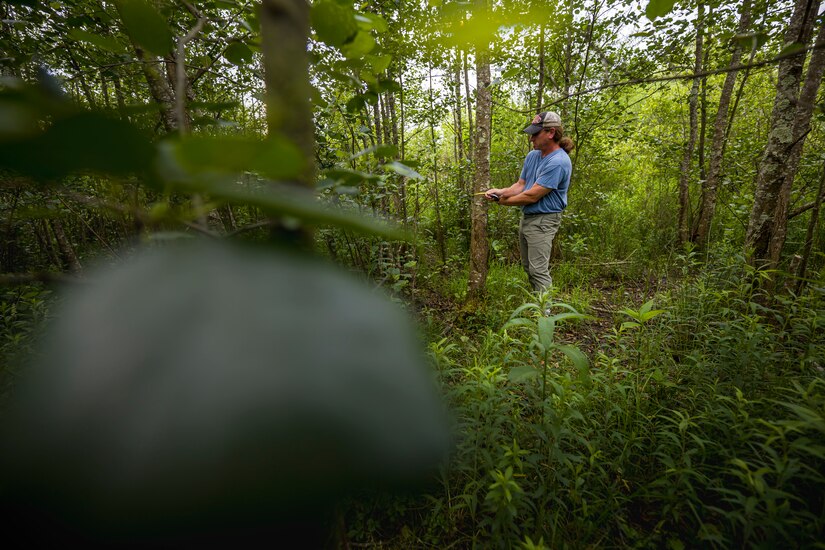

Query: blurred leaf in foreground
[[0, 241, 450, 542]]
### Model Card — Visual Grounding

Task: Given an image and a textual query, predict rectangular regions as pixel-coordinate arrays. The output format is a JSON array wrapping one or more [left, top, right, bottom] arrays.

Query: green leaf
[[546, 311, 592, 324], [384, 161, 423, 179], [537, 317, 555, 349], [501, 67, 520, 79], [640, 309, 666, 322], [223, 41, 253, 66], [173, 135, 304, 180], [778, 42, 807, 58], [170, 177, 407, 241], [509, 303, 542, 319], [324, 167, 382, 185], [508, 365, 538, 383], [620, 321, 641, 331], [115, 0, 174, 56], [311, 1, 358, 47], [645, 0, 677, 21], [355, 13, 388, 33], [502, 318, 535, 331], [367, 54, 392, 73], [732, 31, 769, 51], [342, 30, 375, 59], [557, 344, 589, 382], [374, 144, 398, 158], [0, 111, 154, 180], [68, 29, 125, 53], [347, 143, 397, 161]]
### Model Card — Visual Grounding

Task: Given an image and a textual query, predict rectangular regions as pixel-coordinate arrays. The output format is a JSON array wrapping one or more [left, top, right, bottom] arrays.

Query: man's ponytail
[[551, 126, 575, 154], [559, 136, 575, 154]]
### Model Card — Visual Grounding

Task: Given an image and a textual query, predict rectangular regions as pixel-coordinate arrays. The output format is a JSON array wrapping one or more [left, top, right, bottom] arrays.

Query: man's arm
[[499, 182, 552, 206], [485, 179, 526, 200]]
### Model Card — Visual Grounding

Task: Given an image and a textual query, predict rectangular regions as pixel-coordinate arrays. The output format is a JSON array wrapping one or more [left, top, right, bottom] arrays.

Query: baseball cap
[[523, 111, 562, 134]]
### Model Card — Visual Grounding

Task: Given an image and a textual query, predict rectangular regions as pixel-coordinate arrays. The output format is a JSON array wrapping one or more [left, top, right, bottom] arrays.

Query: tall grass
[[346, 255, 825, 548]]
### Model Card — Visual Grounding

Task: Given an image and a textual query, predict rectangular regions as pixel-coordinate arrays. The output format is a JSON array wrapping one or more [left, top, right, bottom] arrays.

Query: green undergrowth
[[345, 256, 825, 548], [0, 285, 52, 406]]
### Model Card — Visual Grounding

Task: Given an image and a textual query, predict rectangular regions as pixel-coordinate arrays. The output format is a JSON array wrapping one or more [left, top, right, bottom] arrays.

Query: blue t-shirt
[[519, 148, 572, 215]]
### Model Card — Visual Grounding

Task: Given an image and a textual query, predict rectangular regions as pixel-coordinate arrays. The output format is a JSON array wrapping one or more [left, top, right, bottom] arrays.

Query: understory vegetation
[[3, 0, 825, 546], [344, 253, 825, 548]]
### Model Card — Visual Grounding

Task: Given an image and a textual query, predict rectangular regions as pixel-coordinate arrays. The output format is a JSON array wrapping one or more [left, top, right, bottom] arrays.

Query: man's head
[[523, 111, 562, 135]]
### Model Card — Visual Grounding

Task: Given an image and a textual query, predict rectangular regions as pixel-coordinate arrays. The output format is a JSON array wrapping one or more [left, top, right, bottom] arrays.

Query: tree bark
[[794, 157, 825, 293], [467, 0, 491, 302], [744, 0, 820, 262], [50, 218, 82, 274], [260, 0, 314, 245], [428, 66, 447, 265], [677, 1, 703, 245], [135, 47, 178, 132], [260, 0, 313, 186], [536, 23, 546, 113], [463, 49, 474, 153], [692, 0, 751, 246], [766, 15, 825, 267]]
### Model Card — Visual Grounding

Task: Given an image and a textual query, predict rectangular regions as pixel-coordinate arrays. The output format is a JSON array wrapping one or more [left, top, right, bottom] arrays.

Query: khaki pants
[[519, 212, 562, 292]]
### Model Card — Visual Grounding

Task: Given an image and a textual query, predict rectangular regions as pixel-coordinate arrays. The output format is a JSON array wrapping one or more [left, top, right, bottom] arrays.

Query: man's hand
[[484, 189, 500, 201]]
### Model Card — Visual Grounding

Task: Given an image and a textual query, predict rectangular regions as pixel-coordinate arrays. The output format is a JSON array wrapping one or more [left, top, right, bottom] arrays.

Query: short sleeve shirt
[[519, 148, 572, 215]]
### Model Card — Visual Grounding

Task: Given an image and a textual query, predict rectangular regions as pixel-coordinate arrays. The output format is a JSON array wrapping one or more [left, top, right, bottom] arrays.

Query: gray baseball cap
[[523, 111, 562, 134]]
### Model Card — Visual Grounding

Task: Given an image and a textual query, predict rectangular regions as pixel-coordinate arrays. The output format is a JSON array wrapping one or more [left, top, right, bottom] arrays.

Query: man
[[485, 111, 574, 292]]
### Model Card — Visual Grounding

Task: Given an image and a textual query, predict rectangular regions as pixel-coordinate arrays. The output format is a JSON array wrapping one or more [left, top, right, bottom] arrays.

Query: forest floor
[[409, 260, 673, 359]]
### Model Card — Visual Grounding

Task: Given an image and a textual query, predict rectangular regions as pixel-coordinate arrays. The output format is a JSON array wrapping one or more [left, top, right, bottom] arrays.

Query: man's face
[[530, 128, 554, 150]]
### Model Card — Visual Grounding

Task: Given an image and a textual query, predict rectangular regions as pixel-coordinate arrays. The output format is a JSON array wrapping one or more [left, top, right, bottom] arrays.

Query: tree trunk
[[536, 24, 546, 113], [677, 1, 703, 246], [429, 66, 447, 265], [744, 0, 819, 262], [50, 218, 82, 273], [65, 44, 97, 108], [794, 157, 825, 293], [572, 1, 599, 166], [766, 15, 825, 268], [692, 0, 751, 246], [467, 0, 491, 302], [463, 49, 474, 153], [135, 47, 178, 132], [33, 220, 61, 269], [259, 0, 314, 245], [454, 56, 465, 195], [260, 0, 313, 186]]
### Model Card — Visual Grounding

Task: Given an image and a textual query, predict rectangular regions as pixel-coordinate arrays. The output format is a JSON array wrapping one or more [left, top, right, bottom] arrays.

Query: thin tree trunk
[[692, 0, 751, 246], [134, 47, 178, 132], [429, 66, 447, 264], [398, 73, 408, 224], [697, 8, 712, 183], [454, 56, 465, 183], [678, 1, 704, 245], [100, 71, 111, 109], [536, 24, 546, 113], [795, 158, 825, 293], [745, 0, 820, 262], [112, 74, 128, 120], [65, 44, 97, 108], [260, 0, 314, 245], [33, 220, 61, 269], [468, 0, 491, 302], [260, 0, 313, 185], [560, 0, 574, 119], [463, 49, 474, 153], [50, 218, 82, 273], [766, 15, 825, 268], [572, 1, 599, 166]]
